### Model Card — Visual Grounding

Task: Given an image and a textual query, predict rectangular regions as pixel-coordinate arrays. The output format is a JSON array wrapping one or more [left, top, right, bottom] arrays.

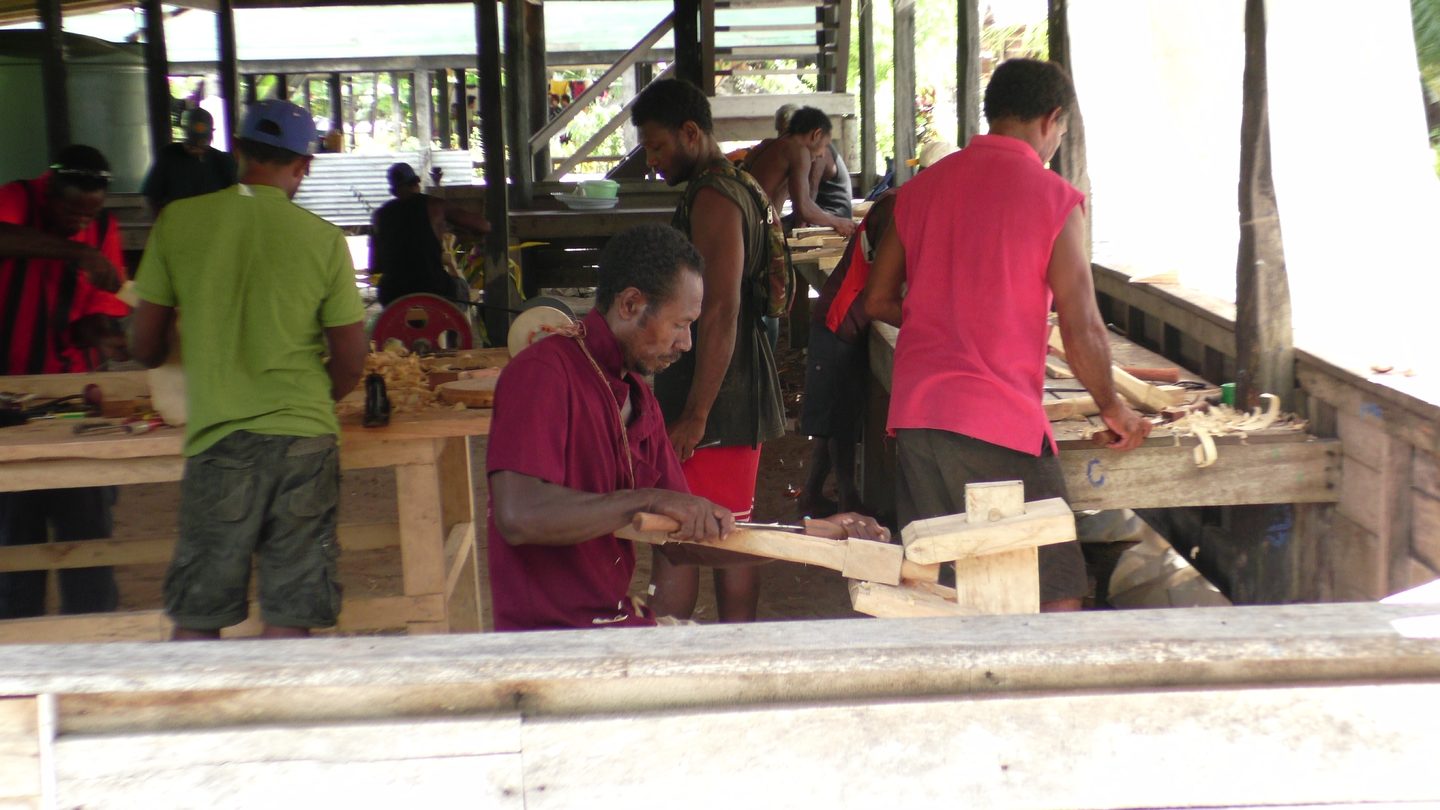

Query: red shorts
[[682, 445, 762, 521]]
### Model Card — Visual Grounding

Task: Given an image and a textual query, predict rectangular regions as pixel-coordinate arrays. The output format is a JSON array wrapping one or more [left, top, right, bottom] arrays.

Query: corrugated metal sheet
[[293, 149, 479, 228]]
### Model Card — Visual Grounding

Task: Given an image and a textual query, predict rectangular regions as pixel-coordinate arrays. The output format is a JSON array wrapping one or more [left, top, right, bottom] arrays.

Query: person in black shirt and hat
[[370, 162, 490, 306], [140, 108, 238, 216]]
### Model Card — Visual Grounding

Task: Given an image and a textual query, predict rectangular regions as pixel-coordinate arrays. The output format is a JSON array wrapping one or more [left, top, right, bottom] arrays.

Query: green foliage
[[1414, 0, 1440, 171]]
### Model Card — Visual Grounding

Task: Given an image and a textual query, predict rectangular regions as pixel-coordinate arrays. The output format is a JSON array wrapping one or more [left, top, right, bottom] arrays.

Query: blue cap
[[238, 99, 316, 156]]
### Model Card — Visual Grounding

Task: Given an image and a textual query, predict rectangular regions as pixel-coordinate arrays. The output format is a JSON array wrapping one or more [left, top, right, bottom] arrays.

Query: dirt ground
[[105, 327, 860, 624]]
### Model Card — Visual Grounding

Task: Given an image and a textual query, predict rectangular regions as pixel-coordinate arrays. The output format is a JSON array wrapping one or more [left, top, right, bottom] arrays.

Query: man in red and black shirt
[[0, 144, 129, 618]]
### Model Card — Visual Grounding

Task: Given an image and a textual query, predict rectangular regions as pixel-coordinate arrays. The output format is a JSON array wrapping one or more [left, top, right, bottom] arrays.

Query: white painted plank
[[59, 755, 522, 810], [521, 684, 1440, 809], [55, 715, 521, 779]]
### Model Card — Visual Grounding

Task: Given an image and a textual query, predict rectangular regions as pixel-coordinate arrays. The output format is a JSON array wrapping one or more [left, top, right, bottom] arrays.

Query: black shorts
[[166, 431, 341, 630], [895, 428, 1087, 603], [799, 323, 868, 442]]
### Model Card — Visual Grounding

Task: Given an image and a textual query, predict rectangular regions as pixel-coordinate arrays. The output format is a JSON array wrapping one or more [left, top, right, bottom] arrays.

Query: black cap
[[387, 162, 420, 191]]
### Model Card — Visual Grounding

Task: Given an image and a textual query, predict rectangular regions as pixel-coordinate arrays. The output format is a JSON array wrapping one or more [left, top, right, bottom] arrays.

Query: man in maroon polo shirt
[[486, 224, 750, 630]]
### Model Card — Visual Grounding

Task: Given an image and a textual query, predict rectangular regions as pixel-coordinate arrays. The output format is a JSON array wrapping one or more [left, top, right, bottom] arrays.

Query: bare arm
[[806, 149, 827, 202], [0, 223, 120, 291], [862, 225, 906, 327], [787, 144, 854, 236], [490, 470, 735, 547], [669, 186, 744, 462], [439, 199, 491, 235], [324, 321, 368, 401], [1047, 207, 1151, 451], [129, 300, 176, 368]]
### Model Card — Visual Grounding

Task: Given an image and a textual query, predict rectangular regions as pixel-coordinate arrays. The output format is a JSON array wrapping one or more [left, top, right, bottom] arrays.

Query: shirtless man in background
[[743, 107, 854, 237]]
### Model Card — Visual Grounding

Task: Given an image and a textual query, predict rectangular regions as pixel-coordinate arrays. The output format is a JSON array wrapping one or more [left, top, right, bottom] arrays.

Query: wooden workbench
[[0, 389, 489, 643], [785, 250, 1340, 513]]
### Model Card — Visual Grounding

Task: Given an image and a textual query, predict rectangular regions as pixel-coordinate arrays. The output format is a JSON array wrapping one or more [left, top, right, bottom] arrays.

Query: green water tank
[[0, 30, 151, 191]]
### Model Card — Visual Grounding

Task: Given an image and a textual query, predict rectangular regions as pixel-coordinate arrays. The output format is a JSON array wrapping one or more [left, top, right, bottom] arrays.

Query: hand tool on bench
[[618, 512, 938, 586]]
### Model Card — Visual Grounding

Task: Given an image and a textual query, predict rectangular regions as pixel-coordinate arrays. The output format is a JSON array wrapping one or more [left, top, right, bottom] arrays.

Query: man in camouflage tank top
[[632, 80, 785, 622]]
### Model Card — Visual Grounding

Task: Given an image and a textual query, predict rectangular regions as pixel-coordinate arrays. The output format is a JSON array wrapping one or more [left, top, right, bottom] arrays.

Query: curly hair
[[631, 79, 713, 134], [982, 58, 1076, 123], [595, 224, 704, 313], [787, 107, 833, 136]]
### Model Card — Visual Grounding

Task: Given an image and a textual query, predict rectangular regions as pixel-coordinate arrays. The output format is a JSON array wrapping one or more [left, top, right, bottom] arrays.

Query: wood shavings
[[1160, 394, 1307, 468], [336, 348, 443, 417]]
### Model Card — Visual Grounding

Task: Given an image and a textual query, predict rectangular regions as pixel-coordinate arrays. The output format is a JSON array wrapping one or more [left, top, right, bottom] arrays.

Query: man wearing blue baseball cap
[[129, 99, 369, 640]]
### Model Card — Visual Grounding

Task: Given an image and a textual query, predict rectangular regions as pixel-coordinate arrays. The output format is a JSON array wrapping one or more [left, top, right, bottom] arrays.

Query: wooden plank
[[849, 580, 972, 618], [395, 447, 450, 634], [519, 683, 1440, 808], [1058, 439, 1341, 511], [0, 612, 171, 645], [964, 480, 1025, 524], [618, 522, 919, 585], [0, 522, 399, 573], [958, 481, 1037, 613], [0, 591, 445, 645], [1044, 395, 1098, 421], [57, 717, 522, 808], [60, 755, 523, 808], [0, 458, 184, 493], [901, 497, 1075, 566], [1298, 364, 1439, 457], [2, 604, 1440, 713], [1410, 490, 1440, 573], [1414, 450, 1440, 500], [1337, 410, 1393, 471], [0, 697, 42, 806], [952, 548, 1038, 615]]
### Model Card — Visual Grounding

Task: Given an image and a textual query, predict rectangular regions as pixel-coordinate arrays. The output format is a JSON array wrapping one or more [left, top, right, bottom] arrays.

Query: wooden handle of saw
[[1119, 366, 1181, 384], [632, 512, 683, 533], [623, 513, 936, 586]]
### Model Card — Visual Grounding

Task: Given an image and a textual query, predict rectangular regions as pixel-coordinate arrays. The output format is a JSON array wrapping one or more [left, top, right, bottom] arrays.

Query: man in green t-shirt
[[130, 99, 368, 640]]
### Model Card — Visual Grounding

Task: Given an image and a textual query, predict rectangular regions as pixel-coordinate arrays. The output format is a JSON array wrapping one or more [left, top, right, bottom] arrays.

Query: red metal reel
[[369, 294, 476, 354]]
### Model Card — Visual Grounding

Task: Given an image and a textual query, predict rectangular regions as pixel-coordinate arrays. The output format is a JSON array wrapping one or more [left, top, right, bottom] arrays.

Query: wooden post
[[436, 69, 453, 148], [36, 0, 70, 155], [344, 75, 356, 149], [1047, 0, 1091, 259], [956, 0, 979, 147], [390, 71, 404, 146], [327, 72, 343, 142], [503, 0, 534, 206], [673, 0, 702, 88], [858, 0, 876, 193], [477, 0, 515, 343], [1234, 0, 1294, 410], [275, 73, 288, 100], [414, 67, 433, 153], [141, 0, 171, 154], [525, 2, 549, 181], [892, 0, 916, 185], [216, 0, 239, 138], [456, 68, 471, 151], [832, 0, 852, 94], [700, 0, 716, 94]]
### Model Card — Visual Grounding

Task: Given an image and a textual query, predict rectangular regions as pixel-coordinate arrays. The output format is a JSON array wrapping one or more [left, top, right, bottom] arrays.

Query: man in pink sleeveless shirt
[[864, 58, 1151, 611]]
